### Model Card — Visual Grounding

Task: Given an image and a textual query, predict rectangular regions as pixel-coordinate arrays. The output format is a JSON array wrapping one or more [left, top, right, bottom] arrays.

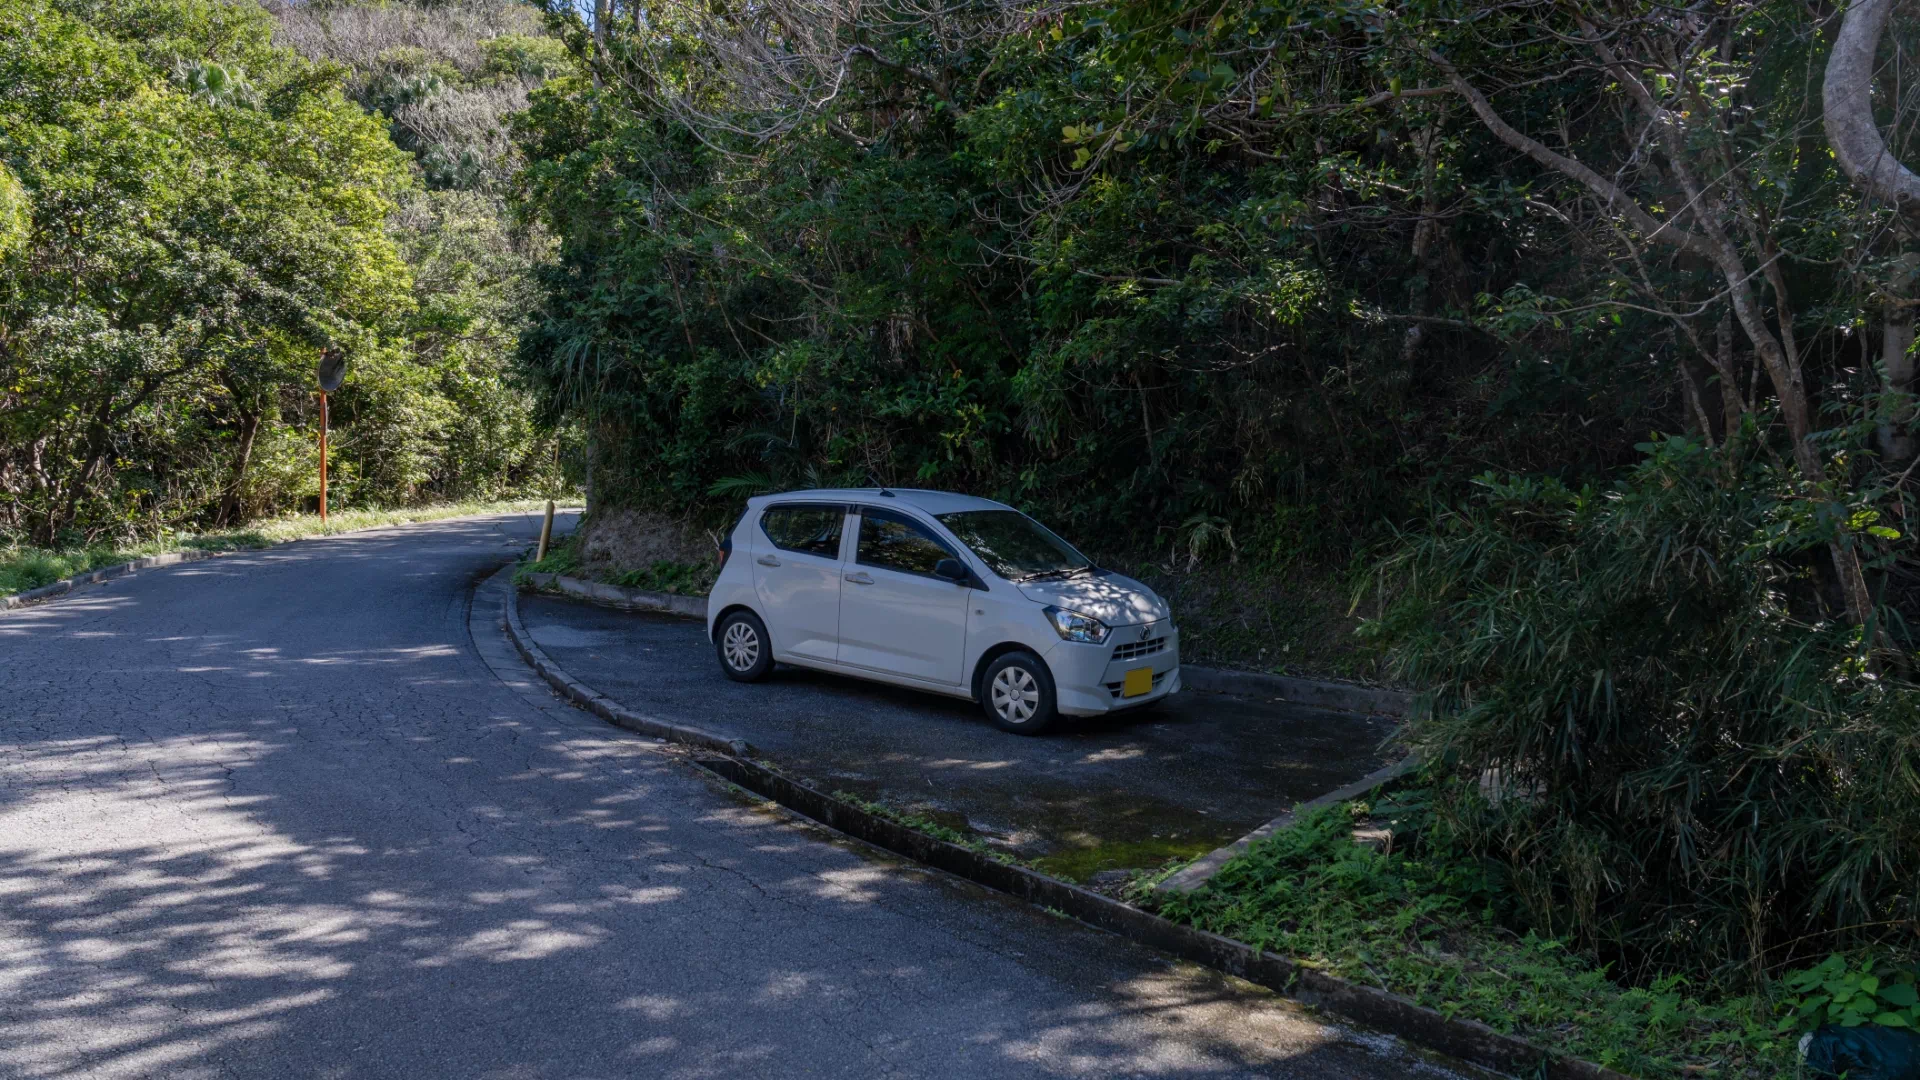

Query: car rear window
[[760, 505, 844, 558]]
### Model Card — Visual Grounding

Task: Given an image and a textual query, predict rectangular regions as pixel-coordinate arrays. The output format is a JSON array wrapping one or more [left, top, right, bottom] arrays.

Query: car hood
[[1015, 571, 1170, 627]]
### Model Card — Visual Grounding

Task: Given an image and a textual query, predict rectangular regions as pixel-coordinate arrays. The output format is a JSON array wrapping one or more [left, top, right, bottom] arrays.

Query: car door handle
[[757, 555, 780, 567], [844, 571, 874, 585]]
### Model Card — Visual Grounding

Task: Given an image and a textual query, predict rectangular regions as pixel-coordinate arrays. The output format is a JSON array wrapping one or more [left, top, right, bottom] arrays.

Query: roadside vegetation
[[516, 532, 716, 595], [1149, 800, 1797, 1079], [1, 499, 554, 598], [506, 0, 1920, 1063], [0, 0, 577, 555]]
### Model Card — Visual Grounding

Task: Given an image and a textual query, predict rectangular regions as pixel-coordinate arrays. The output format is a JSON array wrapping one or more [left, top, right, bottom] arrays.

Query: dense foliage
[[1155, 802, 1792, 1077], [1370, 439, 1918, 980], [513, 0, 1915, 551], [511, 0, 1920, 987], [0, 0, 567, 546]]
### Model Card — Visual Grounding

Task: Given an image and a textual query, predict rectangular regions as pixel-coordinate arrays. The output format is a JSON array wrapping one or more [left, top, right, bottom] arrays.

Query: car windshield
[[936, 509, 1092, 582]]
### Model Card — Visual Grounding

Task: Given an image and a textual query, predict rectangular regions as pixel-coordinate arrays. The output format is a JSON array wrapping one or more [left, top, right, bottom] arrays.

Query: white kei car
[[705, 488, 1180, 734]]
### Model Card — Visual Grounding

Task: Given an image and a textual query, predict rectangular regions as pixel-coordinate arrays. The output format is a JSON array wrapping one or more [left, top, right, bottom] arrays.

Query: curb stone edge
[[0, 549, 221, 611], [2, 508, 584, 613], [505, 571, 748, 756]]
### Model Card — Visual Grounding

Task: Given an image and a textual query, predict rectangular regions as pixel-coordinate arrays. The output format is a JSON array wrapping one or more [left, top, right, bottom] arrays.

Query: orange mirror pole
[[318, 390, 329, 524]]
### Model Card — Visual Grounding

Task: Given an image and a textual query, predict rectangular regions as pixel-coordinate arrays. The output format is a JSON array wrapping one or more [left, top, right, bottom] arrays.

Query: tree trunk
[[1874, 251, 1918, 461], [1400, 120, 1444, 366], [216, 409, 262, 527], [1715, 312, 1743, 440], [46, 403, 115, 545], [1431, 39, 1879, 624], [1826, 0, 1920, 467], [1824, 0, 1920, 216], [1881, 310, 1917, 461]]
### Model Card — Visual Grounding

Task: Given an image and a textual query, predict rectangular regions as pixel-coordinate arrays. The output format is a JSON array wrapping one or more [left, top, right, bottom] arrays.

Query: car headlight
[[1044, 606, 1110, 644]]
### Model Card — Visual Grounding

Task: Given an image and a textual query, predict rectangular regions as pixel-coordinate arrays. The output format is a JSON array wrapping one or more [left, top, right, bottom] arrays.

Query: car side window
[[856, 510, 954, 576], [759, 505, 844, 558]]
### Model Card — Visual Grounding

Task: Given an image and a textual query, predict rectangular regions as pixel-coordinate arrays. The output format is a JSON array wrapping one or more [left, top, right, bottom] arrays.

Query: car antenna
[[867, 470, 896, 497]]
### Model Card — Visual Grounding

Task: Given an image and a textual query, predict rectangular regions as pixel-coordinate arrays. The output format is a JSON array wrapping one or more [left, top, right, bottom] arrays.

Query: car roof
[[749, 488, 1012, 516]]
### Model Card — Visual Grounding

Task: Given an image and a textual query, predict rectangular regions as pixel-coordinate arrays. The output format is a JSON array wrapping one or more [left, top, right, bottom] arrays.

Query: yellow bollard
[[536, 499, 555, 562]]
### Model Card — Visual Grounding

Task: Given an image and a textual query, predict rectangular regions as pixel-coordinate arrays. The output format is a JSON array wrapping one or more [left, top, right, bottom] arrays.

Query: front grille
[[1112, 636, 1167, 662]]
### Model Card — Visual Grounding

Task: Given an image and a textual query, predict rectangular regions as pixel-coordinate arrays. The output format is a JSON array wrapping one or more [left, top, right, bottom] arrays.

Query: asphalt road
[[518, 596, 1396, 877], [0, 514, 1462, 1080]]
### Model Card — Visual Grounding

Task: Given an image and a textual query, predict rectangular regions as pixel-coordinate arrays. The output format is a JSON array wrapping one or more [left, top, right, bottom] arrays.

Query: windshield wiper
[[1017, 566, 1093, 583]]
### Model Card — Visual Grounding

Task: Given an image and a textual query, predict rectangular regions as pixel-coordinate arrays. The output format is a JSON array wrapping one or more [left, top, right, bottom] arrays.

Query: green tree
[[0, 0, 414, 542]]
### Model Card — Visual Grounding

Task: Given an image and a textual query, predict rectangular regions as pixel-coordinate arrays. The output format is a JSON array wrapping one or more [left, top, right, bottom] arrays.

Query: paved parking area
[[519, 593, 1398, 880], [0, 515, 1462, 1080]]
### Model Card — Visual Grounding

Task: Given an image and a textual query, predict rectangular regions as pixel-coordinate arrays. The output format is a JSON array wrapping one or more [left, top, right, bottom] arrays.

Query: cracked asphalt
[[0, 513, 1467, 1080]]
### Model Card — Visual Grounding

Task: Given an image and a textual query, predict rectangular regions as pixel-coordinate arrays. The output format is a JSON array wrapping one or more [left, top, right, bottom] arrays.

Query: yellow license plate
[[1122, 667, 1154, 698]]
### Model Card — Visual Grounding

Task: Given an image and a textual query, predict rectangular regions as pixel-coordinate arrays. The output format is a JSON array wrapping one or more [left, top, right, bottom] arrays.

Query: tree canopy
[[511, 0, 1920, 980], [0, 0, 566, 544]]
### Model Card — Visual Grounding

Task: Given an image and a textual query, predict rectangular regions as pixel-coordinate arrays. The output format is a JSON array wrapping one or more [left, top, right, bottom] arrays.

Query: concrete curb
[[520, 571, 1413, 718], [497, 567, 1629, 1080], [0, 548, 221, 610], [503, 573, 750, 757], [696, 754, 1628, 1080], [1155, 754, 1423, 894], [3, 508, 584, 613]]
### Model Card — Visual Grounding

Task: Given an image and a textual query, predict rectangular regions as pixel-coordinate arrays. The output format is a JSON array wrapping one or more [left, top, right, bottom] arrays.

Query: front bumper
[[1045, 622, 1181, 717]]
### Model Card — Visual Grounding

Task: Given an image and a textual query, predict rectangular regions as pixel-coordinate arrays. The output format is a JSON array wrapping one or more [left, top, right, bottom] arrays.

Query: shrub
[[1365, 437, 1920, 983], [1154, 801, 1792, 1077]]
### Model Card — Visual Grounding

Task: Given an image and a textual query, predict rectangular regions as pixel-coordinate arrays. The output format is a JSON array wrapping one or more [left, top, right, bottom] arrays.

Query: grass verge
[[516, 532, 715, 595], [1145, 800, 1796, 1079], [2, 499, 560, 598]]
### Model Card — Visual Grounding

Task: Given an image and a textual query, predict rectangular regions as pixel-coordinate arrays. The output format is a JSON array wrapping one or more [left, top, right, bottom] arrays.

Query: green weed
[[830, 791, 1022, 866], [609, 559, 715, 596], [3, 500, 554, 598], [1780, 954, 1920, 1032], [1149, 802, 1798, 1079], [1029, 837, 1216, 884]]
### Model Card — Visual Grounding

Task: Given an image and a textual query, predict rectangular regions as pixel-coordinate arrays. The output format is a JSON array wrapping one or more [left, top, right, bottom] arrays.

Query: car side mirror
[[933, 558, 970, 584]]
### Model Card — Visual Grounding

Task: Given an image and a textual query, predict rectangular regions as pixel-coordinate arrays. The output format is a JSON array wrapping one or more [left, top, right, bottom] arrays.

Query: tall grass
[[1364, 437, 1920, 984]]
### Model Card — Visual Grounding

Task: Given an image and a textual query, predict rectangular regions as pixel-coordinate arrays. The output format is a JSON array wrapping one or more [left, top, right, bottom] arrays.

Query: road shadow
[[0, 520, 1452, 1079]]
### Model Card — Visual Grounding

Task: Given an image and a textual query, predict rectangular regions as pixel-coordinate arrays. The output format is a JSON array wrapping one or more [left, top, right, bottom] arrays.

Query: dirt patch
[[573, 507, 715, 577]]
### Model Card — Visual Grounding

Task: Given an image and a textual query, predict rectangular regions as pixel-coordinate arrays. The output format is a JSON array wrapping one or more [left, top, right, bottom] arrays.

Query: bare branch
[[1417, 45, 1717, 261]]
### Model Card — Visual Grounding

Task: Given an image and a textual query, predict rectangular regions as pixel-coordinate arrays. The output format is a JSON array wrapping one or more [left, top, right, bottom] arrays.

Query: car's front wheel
[[980, 651, 1058, 734], [714, 610, 774, 682]]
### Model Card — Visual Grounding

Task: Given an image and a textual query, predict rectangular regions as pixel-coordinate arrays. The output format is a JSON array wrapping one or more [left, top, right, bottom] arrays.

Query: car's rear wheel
[[715, 610, 774, 682], [981, 651, 1057, 734]]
